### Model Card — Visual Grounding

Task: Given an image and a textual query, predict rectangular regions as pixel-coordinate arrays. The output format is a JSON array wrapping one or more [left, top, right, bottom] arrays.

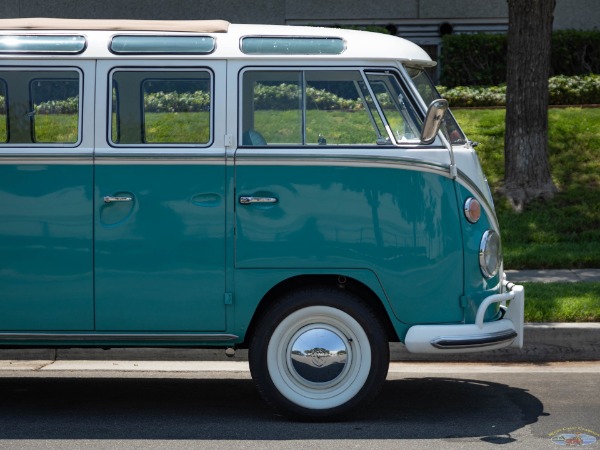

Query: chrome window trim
[[238, 65, 430, 149], [0, 66, 84, 148], [108, 66, 215, 149]]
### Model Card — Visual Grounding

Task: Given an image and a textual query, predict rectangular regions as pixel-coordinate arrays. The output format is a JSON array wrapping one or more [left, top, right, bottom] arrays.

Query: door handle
[[239, 196, 278, 205], [104, 195, 133, 203]]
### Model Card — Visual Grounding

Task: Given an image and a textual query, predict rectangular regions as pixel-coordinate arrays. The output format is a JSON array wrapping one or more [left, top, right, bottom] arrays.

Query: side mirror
[[420, 99, 448, 144]]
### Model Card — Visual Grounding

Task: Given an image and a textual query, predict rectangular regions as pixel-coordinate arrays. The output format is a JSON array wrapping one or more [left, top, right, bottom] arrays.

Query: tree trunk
[[503, 0, 558, 211]]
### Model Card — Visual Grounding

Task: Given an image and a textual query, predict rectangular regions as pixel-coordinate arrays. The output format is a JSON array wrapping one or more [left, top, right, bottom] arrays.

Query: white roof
[[0, 18, 435, 67]]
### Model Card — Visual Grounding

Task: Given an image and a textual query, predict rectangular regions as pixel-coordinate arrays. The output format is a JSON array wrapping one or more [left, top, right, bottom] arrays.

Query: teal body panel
[[0, 44, 511, 351], [94, 162, 226, 331], [0, 162, 94, 330], [455, 183, 503, 323], [235, 162, 464, 325]]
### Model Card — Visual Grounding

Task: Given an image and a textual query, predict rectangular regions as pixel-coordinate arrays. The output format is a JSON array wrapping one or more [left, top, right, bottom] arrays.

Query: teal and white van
[[0, 18, 524, 419]]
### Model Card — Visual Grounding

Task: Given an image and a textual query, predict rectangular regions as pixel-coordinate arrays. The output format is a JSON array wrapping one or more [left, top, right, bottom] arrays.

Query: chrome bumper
[[404, 280, 524, 354]]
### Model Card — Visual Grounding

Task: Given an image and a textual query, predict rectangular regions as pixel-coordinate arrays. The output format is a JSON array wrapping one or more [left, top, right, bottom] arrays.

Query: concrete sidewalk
[[1, 359, 598, 373], [506, 268, 600, 283]]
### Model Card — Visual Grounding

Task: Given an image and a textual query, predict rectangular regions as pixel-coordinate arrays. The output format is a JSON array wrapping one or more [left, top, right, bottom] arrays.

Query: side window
[[366, 72, 422, 143], [241, 71, 302, 145], [0, 69, 81, 146], [110, 69, 212, 146], [111, 82, 120, 143], [304, 71, 386, 145], [408, 67, 466, 145], [31, 76, 79, 143], [241, 69, 421, 147]]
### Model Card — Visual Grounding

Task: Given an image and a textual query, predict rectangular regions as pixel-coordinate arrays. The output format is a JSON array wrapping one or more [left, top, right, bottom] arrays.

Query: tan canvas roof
[[0, 17, 230, 33]]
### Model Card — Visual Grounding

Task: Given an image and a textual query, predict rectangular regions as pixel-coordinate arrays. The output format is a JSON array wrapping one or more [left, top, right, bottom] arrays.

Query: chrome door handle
[[239, 196, 278, 205], [104, 195, 133, 203]]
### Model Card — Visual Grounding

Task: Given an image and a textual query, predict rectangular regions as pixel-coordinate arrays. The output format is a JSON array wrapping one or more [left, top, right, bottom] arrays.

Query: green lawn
[[0, 114, 78, 143], [255, 109, 384, 144], [454, 108, 600, 269], [34, 114, 78, 143], [144, 112, 210, 143], [523, 282, 600, 322], [254, 110, 402, 145]]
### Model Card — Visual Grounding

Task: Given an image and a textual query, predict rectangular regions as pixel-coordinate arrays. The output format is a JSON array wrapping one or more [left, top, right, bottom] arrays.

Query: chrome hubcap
[[288, 327, 348, 384]]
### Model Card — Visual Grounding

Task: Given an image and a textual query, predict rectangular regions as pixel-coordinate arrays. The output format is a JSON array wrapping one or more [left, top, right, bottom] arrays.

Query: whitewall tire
[[249, 287, 389, 419]]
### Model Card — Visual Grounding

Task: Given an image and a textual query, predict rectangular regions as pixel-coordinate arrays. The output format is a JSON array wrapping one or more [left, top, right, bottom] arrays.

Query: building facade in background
[[1, 0, 597, 64]]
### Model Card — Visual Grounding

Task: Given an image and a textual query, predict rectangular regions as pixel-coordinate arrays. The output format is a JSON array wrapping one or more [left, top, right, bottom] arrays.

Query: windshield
[[405, 66, 467, 146]]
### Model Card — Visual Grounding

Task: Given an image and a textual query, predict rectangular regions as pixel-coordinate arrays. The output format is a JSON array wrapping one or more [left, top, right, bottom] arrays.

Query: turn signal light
[[464, 197, 481, 223]]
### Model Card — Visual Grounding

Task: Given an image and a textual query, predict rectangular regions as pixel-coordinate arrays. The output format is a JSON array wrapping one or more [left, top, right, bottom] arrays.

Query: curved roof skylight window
[[110, 35, 216, 54], [241, 37, 345, 55], [0, 35, 86, 53]]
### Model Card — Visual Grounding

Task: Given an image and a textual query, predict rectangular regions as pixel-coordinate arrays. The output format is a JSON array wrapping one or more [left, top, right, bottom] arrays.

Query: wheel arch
[[240, 274, 399, 349]]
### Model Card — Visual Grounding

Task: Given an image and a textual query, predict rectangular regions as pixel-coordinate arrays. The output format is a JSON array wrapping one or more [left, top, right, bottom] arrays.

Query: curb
[[1, 323, 598, 364]]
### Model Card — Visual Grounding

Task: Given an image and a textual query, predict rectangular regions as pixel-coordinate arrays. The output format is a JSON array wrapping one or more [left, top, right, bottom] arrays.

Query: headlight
[[479, 230, 502, 278]]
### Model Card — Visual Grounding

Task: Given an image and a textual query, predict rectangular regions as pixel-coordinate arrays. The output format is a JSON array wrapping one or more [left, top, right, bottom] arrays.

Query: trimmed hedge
[[439, 34, 507, 88], [438, 74, 600, 107], [144, 90, 210, 113], [0, 86, 375, 116], [552, 30, 600, 76], [549, 74, 600, 105], [437, 85, 506, 108], [0, 91, 211, 115], [253, 84, 367, 110], [440, 30, 600, 87]]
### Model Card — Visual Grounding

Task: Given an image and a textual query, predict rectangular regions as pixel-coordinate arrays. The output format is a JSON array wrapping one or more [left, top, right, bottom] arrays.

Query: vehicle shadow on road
[[0, 376, 545, 441]]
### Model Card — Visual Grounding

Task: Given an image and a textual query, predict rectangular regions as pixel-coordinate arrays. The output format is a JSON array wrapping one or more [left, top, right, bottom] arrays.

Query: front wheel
[[249, 287, 389, 419]]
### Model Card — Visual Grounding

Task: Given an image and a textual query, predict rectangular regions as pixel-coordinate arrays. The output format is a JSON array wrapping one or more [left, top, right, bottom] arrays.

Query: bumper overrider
[[404, 278, 524, 354]]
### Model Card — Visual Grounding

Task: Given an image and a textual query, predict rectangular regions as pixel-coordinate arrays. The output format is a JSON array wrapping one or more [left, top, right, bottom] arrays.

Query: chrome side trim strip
[[94, 157, 224, 165], [0, 333, 239, 342], [235, 153, 451, 177], [0, 156, 92, 164], [430, 329, 517, 350]]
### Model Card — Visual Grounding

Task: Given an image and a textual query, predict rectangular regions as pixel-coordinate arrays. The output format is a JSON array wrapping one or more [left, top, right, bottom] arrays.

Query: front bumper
[[404, 279, 524, 354]]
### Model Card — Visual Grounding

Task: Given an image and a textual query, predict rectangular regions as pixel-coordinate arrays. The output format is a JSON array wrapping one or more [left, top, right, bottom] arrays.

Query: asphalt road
[[0, 362, 598, 449]]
